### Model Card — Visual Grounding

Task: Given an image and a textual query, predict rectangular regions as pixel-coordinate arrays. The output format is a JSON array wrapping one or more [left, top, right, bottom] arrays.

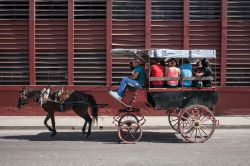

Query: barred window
[[112, 0, 145, 20], [74, 0, 106, 19], [190, 0, 221, 20], [0, 0, 28, 20], [227, 0, 250, 86], [151, 0, 183, 20], [228, 0, 250, 20], [36, 0, 68, 19]]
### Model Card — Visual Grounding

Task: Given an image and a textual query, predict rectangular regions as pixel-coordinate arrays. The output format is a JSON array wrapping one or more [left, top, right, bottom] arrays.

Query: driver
[[109, 58, 146, 100]]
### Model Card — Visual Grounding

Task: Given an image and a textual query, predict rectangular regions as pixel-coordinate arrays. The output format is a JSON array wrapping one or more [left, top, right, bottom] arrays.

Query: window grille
[[36, 0, 67, 19], [74, 0, 106, 19], [0, 0, 28, 20], [227, 0, 250, 86], [112, 0, 145, 20], [190, 0, 221, 20], [151, 0, 183, 20], [0, 20, 29, 85]]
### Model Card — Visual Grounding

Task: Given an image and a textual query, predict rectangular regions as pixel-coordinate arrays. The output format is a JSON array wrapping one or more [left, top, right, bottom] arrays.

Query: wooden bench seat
[[148, 87, 216, 92], [149, 76, 213, 81]]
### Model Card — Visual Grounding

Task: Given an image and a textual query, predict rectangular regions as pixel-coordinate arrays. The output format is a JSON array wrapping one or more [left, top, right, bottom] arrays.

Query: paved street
[[0, 129, 250, 166]]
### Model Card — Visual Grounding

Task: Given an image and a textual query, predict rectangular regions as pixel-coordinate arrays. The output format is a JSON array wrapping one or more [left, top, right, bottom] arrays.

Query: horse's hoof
[[48, 128, 53, 132], [50, 132, 57, 137], [86, 133, 91, 138]]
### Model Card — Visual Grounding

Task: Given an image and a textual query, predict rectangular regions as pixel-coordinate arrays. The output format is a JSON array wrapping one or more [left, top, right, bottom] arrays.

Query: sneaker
[[109, 90, 122, 100]]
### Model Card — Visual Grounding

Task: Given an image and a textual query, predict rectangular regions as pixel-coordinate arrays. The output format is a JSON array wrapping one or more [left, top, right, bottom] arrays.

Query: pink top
[[167, 67, 180, 86]]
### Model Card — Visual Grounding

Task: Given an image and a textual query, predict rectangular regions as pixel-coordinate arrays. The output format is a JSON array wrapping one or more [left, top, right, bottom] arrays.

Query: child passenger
[[150, 58, 164, 88], [165, 58, 180, 88]]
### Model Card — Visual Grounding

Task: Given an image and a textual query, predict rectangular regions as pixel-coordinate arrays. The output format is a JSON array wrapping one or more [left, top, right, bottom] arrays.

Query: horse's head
[[17, 87, 41, 110]]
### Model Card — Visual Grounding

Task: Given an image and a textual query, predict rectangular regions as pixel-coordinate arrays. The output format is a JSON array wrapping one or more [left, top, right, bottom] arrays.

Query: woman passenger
[[179, 59, 192, 87], [165, 58, 180, 88], [150, 58, 164, 88]]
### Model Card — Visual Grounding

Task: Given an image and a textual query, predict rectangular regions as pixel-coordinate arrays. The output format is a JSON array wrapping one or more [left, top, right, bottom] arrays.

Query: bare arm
[[131, 72, 139, 80]]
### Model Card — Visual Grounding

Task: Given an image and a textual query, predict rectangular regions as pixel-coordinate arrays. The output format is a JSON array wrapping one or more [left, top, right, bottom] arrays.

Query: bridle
[[18, 89, 40, 109], [18, 86, 51, 109]]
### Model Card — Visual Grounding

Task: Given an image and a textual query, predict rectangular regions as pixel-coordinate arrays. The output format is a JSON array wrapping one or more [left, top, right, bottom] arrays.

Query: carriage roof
[[111, 49, 216, 59]]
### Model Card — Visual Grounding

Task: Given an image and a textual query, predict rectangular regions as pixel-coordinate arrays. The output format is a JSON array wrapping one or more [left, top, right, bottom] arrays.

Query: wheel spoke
[[129, 133, 136, 141], [200, 128, 209, 137], [184, 126, 195, 136], [194, 129, 198, 141], [198, 128, 203, 139], [170, 118, 178, 122]]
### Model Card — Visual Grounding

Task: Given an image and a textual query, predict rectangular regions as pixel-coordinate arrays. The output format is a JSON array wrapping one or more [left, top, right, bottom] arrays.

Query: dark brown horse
[[17, 87, 98, 137]]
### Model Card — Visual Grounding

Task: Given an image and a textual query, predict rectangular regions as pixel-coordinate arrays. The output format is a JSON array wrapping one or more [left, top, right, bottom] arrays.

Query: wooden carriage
[[110, 49, 219, 144]]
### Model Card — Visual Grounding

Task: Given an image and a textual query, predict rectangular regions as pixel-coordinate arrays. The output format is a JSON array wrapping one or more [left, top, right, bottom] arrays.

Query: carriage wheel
[[118, 120, 142, 144], [178, 105, 216, 143], [168, 109, 180, 132], [118, 114, 139, 125]]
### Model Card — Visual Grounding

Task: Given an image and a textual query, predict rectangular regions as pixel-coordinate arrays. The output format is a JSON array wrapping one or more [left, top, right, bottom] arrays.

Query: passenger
[[109, 58, 146, 100], [179, 58, 192, 87], [165, 58, 180, 88], [150, 58, 164, 88], [201, 58, 213, 87], [193, 60, 203, 88]]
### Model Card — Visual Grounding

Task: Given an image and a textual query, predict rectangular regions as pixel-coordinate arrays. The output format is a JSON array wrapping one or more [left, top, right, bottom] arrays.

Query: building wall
[[0, 0, 250, 115]]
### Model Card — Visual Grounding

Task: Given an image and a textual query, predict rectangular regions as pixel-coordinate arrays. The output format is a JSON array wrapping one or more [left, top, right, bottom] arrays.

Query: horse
[[17, 87, 98, 137]]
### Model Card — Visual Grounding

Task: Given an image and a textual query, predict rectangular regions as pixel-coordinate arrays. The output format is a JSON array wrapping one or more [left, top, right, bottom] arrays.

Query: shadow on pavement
[[0, 131, 184, 143]]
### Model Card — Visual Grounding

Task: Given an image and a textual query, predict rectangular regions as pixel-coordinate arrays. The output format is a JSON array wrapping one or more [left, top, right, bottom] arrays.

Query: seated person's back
[[179, 59, 192, 87], [165, 58, 180, 87], [151, 58, 164, 88]]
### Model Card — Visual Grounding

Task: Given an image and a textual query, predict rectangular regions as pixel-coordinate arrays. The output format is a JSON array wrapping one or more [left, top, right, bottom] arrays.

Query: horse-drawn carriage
[[110, 48, 219, 143], [17, 48, 219, 144]]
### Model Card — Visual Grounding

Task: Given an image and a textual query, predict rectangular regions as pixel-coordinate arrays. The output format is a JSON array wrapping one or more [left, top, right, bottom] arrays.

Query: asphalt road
[[0, 129, 250, 166]]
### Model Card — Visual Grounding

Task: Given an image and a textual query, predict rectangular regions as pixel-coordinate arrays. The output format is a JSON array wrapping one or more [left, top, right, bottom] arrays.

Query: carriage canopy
[[111, 49, 216, 59]]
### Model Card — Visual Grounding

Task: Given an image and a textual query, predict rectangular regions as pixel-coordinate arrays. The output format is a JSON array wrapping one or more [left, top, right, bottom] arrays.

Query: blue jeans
[[117, 77, 143, 97]]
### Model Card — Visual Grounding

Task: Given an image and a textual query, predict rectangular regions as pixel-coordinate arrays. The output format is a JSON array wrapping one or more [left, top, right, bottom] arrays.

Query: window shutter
[[0, 0, 29, 85], [35, 0, 68, 85], [151, 0, 183, 49], [189, 0, 221, 86], [112, 0, 145, 85], [74, 0, 106, 85], [190, 0, 221, 20], [227, 0, 250, 86]]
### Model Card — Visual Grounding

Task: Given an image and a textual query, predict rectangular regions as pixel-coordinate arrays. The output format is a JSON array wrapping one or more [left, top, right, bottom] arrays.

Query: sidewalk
[[0, 116, 250, 130]]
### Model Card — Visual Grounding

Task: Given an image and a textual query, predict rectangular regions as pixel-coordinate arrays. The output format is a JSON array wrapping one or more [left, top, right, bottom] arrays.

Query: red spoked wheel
[[168, 109, 180, 132], [118, 120, 142, 144], [178, 105, 216, 143]]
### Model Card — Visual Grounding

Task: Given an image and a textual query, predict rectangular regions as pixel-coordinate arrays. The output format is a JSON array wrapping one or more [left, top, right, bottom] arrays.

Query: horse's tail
[[87, 94, 98, 123]]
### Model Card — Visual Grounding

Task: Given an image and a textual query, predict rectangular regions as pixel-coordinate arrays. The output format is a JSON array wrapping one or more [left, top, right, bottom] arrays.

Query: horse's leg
[[73, 107, 91, 137], [44, 113, 53, 132], [82, 120, 87, 135], [86, 116, 93, 138], [50, 111, 57, 137]]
